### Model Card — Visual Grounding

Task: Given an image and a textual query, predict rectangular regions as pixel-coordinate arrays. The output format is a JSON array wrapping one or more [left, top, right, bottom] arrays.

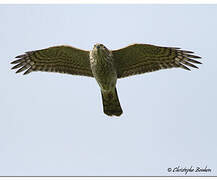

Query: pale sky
[[0, 4, 217, 176]]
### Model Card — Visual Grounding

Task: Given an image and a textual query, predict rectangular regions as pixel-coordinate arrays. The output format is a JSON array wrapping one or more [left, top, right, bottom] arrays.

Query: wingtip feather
[[15, 54, 25, 58], [186, 54, 202, 59], [181, 64, 191, 71]]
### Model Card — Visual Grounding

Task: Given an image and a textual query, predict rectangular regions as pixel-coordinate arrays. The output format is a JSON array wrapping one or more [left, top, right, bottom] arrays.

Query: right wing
[[11, 45, 93, 77], [112, 44, 201, 78]]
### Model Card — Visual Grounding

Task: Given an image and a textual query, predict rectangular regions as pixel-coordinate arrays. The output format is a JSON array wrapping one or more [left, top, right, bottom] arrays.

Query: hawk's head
[[93, 43, 108, 53], [90, 43, 113, 63]]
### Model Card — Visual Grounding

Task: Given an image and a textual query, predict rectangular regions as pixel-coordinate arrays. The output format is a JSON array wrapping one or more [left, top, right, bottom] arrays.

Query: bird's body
[[90, 44, 117, 91], [11, 43, 202, 117], [90, 43, 122, 116]]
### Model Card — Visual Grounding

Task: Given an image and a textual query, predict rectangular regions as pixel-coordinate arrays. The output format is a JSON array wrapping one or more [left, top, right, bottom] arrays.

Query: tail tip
[[104, 109, 123, 117]]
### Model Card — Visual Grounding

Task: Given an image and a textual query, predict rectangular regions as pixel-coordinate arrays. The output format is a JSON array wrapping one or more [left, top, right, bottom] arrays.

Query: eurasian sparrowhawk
[[11, 43, 202, 116]]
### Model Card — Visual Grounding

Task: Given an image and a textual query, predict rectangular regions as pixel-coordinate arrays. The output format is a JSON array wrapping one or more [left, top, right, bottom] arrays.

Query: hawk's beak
[[94, 44, 101, 50], [96, 45, 100, 50]]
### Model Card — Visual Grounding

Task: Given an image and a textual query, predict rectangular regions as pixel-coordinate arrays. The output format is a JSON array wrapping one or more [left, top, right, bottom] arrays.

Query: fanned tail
[[101, 88, 123, 116]]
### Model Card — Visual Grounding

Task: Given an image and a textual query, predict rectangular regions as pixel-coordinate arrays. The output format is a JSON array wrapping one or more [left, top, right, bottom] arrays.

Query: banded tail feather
[[101, 88, 123, 116]]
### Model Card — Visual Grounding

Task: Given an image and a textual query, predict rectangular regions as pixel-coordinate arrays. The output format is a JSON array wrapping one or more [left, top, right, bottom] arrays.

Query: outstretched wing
[[11, 45, 93, 77], [112, 44, 202, 78]]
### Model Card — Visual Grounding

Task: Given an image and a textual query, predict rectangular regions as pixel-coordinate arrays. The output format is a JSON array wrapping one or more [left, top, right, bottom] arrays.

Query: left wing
[[11, 45, 93, 77], [112, 44, 202, 78]]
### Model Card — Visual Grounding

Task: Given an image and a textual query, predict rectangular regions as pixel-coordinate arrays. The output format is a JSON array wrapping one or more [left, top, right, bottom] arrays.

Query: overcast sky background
[[0, 5, 217, 176]]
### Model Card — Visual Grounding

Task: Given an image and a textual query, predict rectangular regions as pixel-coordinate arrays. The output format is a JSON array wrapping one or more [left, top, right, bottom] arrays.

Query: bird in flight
[[11, 43, 202, 116]]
